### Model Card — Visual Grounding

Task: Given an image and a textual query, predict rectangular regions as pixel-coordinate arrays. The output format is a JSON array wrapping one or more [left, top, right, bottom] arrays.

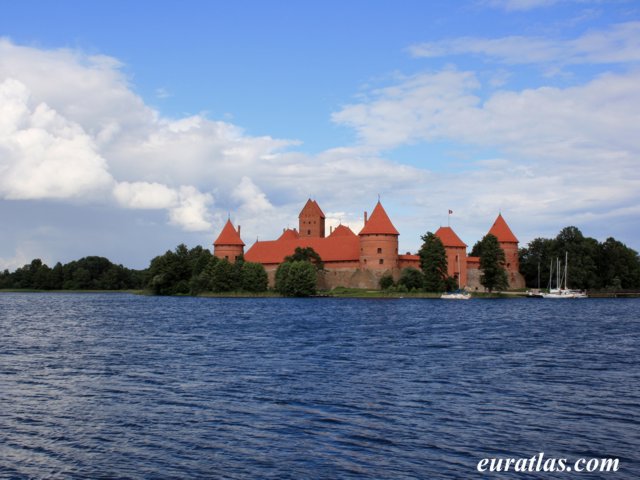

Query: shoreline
[[1, 289, 638, 299]]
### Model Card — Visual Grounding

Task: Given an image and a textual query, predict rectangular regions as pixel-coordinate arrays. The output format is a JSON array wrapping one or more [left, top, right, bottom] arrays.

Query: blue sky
[[1, 0, 639, 269]]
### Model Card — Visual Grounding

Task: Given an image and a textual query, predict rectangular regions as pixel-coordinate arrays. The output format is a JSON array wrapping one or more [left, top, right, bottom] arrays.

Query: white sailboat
[[441, 254, 471, 300], [541, 252, 588, 299]]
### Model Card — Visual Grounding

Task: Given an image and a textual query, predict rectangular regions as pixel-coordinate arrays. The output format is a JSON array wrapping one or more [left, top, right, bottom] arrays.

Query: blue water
[[0, 294, 638, 479]]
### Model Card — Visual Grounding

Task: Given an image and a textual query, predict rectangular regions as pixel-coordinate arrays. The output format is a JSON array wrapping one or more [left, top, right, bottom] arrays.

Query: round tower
[[213, 219, 245, 263], [358, 201, 399, 271], [435, 226, 468, 287], [487, 213, 525, 289]]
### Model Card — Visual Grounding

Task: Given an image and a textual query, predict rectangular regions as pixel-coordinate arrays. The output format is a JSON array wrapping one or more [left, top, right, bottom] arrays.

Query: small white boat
[[542, 289, 588, 299], [541, 252, 588, 299], [441, 290, 471, 300], [441, 255, 471, 299]]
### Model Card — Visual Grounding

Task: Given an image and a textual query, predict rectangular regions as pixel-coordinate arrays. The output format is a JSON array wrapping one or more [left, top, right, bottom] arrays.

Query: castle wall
[[444, 246, 467, 288], [467, 267, 526, 291], [398, 258, 420, 270], [214, 245, 244, 263], [265, 264, 400, 290], [359, 234, 398, 270]]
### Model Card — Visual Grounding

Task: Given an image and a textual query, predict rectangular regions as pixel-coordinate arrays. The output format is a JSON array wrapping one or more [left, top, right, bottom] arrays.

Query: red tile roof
[[359, 201, 399, 235], [299, 199, 325, 218], [467, 256, 480, 264], [278, 228, 300, 240], [213, 219, 245, 246], [245, 235, 360, 264], [435, 226, 467, 248], [488, 214, 519, 243], [329, 224, 356, 237]]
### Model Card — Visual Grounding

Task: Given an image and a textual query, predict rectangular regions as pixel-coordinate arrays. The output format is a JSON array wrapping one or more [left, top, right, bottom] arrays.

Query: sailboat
[[441, 255, 471, 300], [541, 252, 588, 299]]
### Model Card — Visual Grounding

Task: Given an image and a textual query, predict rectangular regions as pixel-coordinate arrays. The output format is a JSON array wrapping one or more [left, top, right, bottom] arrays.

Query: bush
[[275, 260, 316, 296], [399, 267, 424, 290], [241, 262, 268, 292], [379, 274, 395, 290]]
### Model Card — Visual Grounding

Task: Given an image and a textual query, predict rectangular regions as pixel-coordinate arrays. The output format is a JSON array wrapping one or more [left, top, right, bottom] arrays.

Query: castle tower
[[358, 201, 399, 270], [298, 199, 325, 238], [435, 226, 468, 287], [487, 214, 519, 273], [487, 213, 525, 289], [213, 219, 245, 263]]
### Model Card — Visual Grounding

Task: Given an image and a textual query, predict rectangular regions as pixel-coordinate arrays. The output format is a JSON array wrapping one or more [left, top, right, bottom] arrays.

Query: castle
[[213, 199, 525, 290]]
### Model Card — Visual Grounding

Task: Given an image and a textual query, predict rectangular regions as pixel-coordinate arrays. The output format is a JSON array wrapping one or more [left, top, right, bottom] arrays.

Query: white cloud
[[231, 176, 274, 214], [0, 39, 426, 243], [168, 186, 214, 232], [113, 181, 178, 209], [409, 21, 640, 66], [331, 64, 640, 249], [0, 78, 113, 200]]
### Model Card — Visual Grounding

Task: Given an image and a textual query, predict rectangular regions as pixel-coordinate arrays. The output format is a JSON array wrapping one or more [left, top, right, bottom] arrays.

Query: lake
[[0, 293, 638, 479]]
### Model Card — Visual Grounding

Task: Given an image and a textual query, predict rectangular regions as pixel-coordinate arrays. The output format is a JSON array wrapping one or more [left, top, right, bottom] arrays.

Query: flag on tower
[[449, 209, 453, 214]]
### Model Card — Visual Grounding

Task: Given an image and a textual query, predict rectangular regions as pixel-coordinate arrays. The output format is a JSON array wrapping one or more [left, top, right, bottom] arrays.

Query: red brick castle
[[213, 199, 525, 290]]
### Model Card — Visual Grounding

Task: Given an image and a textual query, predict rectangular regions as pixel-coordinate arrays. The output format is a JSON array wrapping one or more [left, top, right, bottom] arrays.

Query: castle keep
[[213, 199, 525, 290]]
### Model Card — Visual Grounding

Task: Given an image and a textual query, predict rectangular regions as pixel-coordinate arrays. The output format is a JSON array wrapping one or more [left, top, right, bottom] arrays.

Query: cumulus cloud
[[168, 186, 215, 232], [409, 21, 640, 66], [113, 181, 178, 209], [231, 176, 274, 214], [0, 39, 427, 242], [0, 78, 113, 200], [331, 63, 640, 249]]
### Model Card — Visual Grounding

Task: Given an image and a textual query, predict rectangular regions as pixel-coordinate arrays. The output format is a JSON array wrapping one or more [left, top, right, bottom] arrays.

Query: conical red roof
[[299, 199, 325, 218], [359, 201, 399, 235], [435, 226, 467, 248], [214, 219, 245, 246], [329, 224, 356, 237], [488, 214, 518, 243]]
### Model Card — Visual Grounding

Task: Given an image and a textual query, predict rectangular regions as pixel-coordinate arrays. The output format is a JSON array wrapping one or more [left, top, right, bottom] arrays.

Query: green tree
[[379, 273, 395, 290], [479, 234, 508, 292], [285, 247, 324, 270], [275, 262, 292, 295], [241, 262, 268, 292], [399, 267, 424, 290], [147, 245, 192, 295], [519, 237, 555, 288], [210, 258, 237, 292], [418, 232, 448, 292], [283, 261, 317, 296], [553, 226, 599, 289], [598, 237, 640, 289]]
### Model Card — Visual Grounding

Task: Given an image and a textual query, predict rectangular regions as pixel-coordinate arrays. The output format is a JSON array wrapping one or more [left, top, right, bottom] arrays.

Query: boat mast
[[565, 251, 569, 290]]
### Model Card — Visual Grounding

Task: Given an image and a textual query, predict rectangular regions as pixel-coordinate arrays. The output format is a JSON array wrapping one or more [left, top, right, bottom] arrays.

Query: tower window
[[379, 259, 384, 265], [307, 230, 311, 235], [224, 255, 229, 260], [377, 248, 382, 254]]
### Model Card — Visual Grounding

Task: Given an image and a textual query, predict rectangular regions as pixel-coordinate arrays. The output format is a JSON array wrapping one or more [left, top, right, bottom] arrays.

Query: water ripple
[[0, 294, 638, 479]]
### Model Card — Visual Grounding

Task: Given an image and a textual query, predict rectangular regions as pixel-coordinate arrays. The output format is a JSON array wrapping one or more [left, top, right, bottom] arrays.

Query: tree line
[[0, 256, 144, 290], [2, 226, 638, 294], [519, 226, 640, 290]]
